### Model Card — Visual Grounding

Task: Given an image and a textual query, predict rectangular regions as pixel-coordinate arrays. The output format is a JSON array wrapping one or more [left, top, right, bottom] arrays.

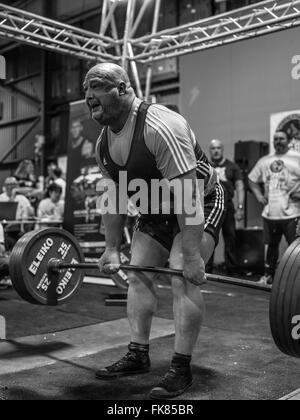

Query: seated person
[[49, 167, 66, 200], [14, 159, 44, 208], [37, 183, 64, 223], [14, 159, 37, 188], [0, 177, 35, 250], [45, 161, 58, 189], [0, 177, 35, 220], [0, 223, 10, 287]]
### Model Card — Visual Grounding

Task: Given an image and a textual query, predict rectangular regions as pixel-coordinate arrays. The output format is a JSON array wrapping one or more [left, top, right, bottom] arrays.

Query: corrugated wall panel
[[0, 127, 13, 158], [16, 120, 42, 161], [0, 89, 13, 122]]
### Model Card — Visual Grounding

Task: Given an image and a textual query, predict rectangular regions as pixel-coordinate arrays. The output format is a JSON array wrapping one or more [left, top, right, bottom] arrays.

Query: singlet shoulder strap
[[132, 101, 152, 143]]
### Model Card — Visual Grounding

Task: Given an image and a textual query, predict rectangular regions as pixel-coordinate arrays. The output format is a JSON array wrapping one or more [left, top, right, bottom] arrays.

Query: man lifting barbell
[[83, 62, 226, 399], [8, 61, 300, 398]]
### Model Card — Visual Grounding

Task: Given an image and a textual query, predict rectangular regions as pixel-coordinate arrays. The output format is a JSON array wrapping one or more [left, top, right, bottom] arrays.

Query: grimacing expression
[[83, 74, 122, 126], [274, 131, 289, 153]]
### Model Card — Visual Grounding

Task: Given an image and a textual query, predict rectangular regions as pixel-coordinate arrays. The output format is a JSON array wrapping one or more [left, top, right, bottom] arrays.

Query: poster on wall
[[63, 99, 105, 259], [270, 110, 300, 154]]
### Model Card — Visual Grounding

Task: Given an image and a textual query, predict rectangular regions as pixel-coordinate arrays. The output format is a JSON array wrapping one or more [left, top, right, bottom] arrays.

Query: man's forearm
[[102, 213, 126, 250], [174, 169, 204, 260], [236, 181, 245, 208], [249, 180, 264, 202], [177, 214, 204, 260]]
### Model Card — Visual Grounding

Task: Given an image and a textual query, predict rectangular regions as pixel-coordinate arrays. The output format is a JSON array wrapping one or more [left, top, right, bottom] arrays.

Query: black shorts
[[263, 217, 300, 246], [135, 183, 226, 252]]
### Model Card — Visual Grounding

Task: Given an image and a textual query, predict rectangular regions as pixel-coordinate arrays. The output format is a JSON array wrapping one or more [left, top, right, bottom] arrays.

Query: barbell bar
[[48, 258, 271, 292], [7, 228, 300, 359]]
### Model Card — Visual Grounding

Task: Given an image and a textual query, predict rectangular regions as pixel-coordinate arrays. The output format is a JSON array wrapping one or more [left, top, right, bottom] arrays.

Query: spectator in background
[[207, 139, 245, 275], [14, 159, 44, 209], [50, 167, 66, 200], [0, 223, 10, 288], [0, 177, 35, 250], [14, 159, 38, 189], [0, 177, 34, 220], [249, 130, 300, 285], [45, 161, 58, 189], [37, 183, 64, 222]]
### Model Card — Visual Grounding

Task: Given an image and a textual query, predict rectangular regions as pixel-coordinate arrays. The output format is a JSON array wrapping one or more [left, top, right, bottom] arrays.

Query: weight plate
[[9, 228, 85, 306], [270, 238, 300, 358]]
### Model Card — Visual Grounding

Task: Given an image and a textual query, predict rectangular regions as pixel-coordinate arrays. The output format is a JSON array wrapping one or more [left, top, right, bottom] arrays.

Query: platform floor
[[0, 279, 300, 400]]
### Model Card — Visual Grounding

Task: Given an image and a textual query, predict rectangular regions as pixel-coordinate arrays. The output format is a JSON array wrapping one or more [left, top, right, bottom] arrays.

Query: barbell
[[7, 228, 300, 359]]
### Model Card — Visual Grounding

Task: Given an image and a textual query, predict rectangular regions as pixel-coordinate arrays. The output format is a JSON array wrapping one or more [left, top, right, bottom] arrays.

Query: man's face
[[4, 183, 17, 198], [83, 74, 122, 126], [274, 132, 289, 154], [210, 142, 223, 161], [70, 122, 83, 140]]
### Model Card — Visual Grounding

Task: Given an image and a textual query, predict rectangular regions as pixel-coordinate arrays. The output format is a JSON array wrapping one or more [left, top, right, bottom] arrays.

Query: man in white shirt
[[0, 177, 34, 220], [249, 131, 300, 285], [37, 183, 64, 221], [51, 167, 66, 200]]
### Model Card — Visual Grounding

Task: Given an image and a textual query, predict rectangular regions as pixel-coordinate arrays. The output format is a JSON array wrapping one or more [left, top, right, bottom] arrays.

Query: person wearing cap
[[0, 177, 35, 250]]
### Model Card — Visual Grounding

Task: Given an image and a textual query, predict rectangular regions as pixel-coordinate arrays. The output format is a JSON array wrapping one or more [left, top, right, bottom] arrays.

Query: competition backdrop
[[63, 100, 105, 260]]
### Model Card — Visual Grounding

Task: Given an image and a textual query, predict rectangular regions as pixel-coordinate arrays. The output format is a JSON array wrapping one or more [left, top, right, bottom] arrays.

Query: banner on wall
[[270, 110, 300, 154], [63, 100, 105, 259]]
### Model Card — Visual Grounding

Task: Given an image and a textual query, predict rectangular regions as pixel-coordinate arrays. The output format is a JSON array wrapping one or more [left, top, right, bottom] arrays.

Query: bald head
[[84, 63, 130, 89], [209, 139, 224, 163], [210, 139, 224, 149], [83, 62, 135, 131]]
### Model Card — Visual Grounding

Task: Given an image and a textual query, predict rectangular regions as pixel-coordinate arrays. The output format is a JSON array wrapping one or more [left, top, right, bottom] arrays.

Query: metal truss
[[0, 0, 300, 96], [0, 2, 117, 62], [1, 1, 300, 64], [132, 0, 300, 63]]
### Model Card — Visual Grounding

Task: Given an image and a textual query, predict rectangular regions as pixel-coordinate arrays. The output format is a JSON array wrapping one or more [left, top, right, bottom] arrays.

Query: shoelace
[[110, 351, 138, 369], [159, 368, 179, 386]]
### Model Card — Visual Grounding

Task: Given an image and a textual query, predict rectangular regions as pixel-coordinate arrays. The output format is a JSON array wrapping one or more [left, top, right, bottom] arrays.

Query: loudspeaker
[[236, 228, 264, 274], [234, 140, 269, 173]]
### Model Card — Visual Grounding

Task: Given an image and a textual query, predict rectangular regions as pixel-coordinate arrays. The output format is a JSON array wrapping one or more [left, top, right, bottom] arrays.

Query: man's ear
[[118, 82, 127, 96]]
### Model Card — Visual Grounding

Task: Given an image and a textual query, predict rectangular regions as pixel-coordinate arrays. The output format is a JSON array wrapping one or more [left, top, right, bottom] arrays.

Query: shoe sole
[[149, 381, 193, 400], [95, 368, 150, 380]]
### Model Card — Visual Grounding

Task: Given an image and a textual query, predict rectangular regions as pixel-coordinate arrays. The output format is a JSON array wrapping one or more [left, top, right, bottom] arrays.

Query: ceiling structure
[[0, 0, 300, 98]]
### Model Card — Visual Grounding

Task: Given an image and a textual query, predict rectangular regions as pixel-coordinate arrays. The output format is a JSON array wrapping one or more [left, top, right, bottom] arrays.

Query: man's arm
[[97, 179, 127, 273], [173, 169, 206, 286], [235, 180, 245, 208], [235, 179, 245, 221], [248, 179, 268, 206], [102, 212, 127, 251], [96, 176, 127, 250]]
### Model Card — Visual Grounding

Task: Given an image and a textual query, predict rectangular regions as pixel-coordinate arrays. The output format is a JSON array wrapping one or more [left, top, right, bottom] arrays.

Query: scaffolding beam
[[0, 1, 299, 84], [131, 0, 300, 63], [0, 2, 117, 62], [1, 1, 300, 64]]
